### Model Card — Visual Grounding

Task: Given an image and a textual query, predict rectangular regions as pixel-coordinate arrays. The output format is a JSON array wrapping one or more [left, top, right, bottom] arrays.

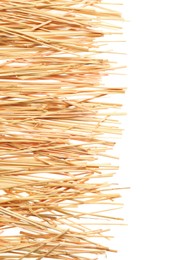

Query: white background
[[116, 0, 174, 259]]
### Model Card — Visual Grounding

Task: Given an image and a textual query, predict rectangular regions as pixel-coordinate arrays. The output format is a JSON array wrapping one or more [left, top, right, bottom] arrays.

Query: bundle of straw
[[0, 1, 125, 259]]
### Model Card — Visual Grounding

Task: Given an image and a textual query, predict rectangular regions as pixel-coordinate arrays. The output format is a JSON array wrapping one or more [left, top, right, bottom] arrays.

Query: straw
[[0, 0, 125, 259]]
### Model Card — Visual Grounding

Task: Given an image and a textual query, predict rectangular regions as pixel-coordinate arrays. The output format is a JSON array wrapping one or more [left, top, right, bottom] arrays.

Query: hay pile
[[0, 1, 125, 259]]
